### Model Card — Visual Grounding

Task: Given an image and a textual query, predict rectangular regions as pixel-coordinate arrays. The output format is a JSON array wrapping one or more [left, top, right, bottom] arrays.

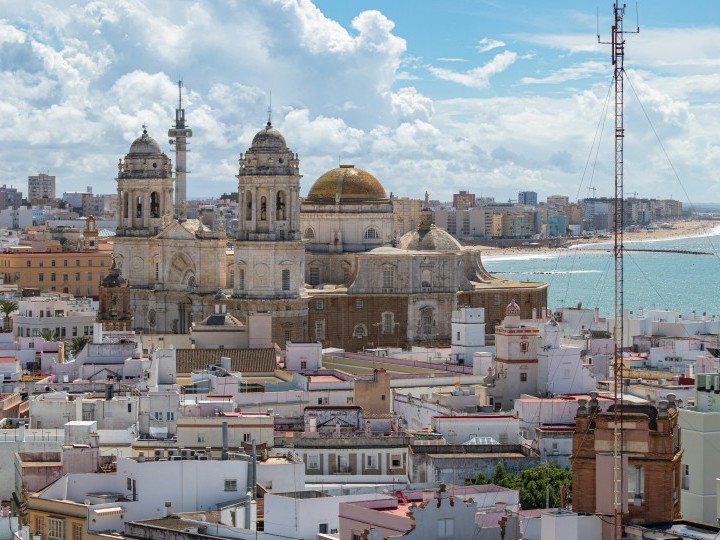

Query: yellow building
[[0, 248, 112, 298]]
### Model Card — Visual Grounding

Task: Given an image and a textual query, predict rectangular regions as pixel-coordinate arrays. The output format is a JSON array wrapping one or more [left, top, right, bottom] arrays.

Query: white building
[[680, 373, 720, 525], [12, 296, 97, 340], [450, 306, 486, 364]]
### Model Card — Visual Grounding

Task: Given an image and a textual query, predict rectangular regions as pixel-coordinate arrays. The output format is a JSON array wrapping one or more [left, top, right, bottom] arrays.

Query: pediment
[[156, 221, 197, 240]]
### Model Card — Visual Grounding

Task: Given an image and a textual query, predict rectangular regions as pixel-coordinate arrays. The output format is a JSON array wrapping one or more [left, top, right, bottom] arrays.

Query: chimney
[[93, 322, 103, 344], [164, 501, 172, 517]]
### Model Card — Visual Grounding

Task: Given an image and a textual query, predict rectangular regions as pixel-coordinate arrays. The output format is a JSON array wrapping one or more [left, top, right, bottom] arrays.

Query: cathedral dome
[[251, 122, 287, 149], [129, 130, 162, 155], [307, 165, 387, 202], [398, 225, 462, 252]]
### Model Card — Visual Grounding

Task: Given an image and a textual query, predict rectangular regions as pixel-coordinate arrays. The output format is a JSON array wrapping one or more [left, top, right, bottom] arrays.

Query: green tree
[[471, 462, 572, 510], [40, 329, 59, 341], [0, 301, 18, 331], [71, 336, 89, 356], [58, 236, 72, 252]]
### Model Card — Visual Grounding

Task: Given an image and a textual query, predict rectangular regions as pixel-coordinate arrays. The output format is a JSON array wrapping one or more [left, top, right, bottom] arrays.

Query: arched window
[[276, 191, 286, 221], [187, 275, 196, 288], [136, 195, 142, 218], [260, 196, 267, 221], [421, 269, 432, 289], [123, 192, 129, 219], [353, 324, 368, 338], [245, 191, 252, 221], [150, 192, 160, 218], [304, 228, 315, 240], [364, 227, 380, 239]]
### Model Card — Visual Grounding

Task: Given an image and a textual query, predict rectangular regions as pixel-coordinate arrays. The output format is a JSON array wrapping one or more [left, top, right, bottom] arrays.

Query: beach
[[479, 218, 720, 258]]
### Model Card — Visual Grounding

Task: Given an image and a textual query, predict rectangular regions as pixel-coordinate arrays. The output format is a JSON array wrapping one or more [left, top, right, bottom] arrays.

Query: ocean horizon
[[483, 225, 720, 318]]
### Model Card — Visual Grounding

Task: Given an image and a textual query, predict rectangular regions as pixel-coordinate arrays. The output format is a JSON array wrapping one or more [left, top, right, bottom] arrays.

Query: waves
[[491, 269, 603, 276]]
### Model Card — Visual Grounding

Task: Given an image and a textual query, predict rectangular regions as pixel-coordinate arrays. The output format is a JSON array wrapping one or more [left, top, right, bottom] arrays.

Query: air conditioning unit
[[154, 449, 164, 460], [180, 449, 191, 459], [170, 455, 183, 461], [167, 449, 177, 459]]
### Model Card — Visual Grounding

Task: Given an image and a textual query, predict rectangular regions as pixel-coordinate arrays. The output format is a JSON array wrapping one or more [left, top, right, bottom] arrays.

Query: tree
[[71, 336, 89, 356], [470, 462, 572, 510], [58, 236, 72, 252], [0, 301, 17, 331], [40, 329, 59, 342]]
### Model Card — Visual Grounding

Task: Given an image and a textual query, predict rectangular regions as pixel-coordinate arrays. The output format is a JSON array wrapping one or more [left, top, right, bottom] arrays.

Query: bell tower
[[116, 128, 174, 237], [232, 120, 307, 345]]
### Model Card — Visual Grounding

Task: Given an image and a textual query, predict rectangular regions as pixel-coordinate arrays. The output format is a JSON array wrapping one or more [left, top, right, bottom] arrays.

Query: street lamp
[[372, 322, 381, 350]]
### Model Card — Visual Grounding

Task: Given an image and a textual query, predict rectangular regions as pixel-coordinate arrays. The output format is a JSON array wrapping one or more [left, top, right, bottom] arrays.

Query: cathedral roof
[[251, 122, 287, 149], [398, 224, 462, 252], [128, 129, 162, 155], [101, 259, 126, 288], [306, 165, 387, 203]]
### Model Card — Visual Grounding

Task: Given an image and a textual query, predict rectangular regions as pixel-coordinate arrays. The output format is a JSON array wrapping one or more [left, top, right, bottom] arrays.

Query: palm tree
[[71, 336, 89, 356], [40, 328, 59, 342], [0, 301, 17, 332]]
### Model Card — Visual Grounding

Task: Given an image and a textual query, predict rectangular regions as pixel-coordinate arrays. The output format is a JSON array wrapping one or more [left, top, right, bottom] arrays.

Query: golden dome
[[306, 165, 387, 202]]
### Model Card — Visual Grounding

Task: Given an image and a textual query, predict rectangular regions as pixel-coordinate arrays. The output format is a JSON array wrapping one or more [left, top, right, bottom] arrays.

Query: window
[[64, 260, 68, 267], [75, 272, 80, 281], [437, 518, 455, 540], [347, 396, 354, 405], [35, 517, 43, 536], [315, 320, 325, 341], [364, 227, 380, 239], [494, 295, 501, 305], [166, 412, 174, 421], [155, 263, 159, 281], [72, 326, 78, 337], [319, 523, 328, 534], [26, 260, 31, 268], [307, 455, 320, 469], [318, 397, 329, 405], [48, 517, 64, 540], [88, 260, 93, 267], [39, 261, 43, 267], [382, 312, 394, 334], [154, 411, 162, 421], [420, 308, 433, 336], [682, 464, 690, 490], [304, 227, 315, 239], [243, 433, 251, 442], [421, 268, 431, 288], [382, 268, 394, 290], [284, 330, 291, 343], [238, 268, 245, 290], [352, 532, 362, 540], [74, 524, 82, 540], [391, 455, 402, 468], [88, 272, 93, 281], [316, 300, 324, 311], [63, 273, 68, 282], [353, 324, 367, 338], [281, 269, 290, 291], [520, 372, 528, 382], [76, 260, 80, 267], [300, 361, 307, 369], [367, 455, 377, 468], [224, 479, 238, 492], [127, 477, 133, 490], [127, 403, 132, 413], [355, 299, 363, 309], [51, 260, 56, 267], [309, 266, 320, 286], [39, 273, 43, 282], [520, 341, 529, 353], [51, 272, 56, 281], [628, 465, 645, 506]]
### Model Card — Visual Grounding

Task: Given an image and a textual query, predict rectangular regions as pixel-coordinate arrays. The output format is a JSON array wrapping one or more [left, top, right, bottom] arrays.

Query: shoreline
[[480, 218, 720, 259]]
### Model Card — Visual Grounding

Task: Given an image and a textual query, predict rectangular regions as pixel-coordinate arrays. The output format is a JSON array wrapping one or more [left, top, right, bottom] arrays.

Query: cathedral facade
[[105, 122, 549, 350]]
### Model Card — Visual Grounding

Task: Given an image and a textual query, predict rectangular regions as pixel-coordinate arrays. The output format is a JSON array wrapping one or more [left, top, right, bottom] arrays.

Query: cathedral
[[103, 114, 549, 350]]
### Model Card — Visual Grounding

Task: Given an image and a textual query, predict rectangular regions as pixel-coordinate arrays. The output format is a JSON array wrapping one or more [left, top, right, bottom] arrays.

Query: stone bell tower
[[231, 120, 307, 345]]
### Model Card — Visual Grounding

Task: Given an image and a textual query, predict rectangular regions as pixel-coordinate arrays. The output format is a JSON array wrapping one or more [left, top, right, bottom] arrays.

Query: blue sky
[[2, 0, 720, 205]]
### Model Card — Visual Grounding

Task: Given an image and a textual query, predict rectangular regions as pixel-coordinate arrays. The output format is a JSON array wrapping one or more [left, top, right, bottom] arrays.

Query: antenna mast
[[599, 4, 638, 538], [169, 80, 192, 220]]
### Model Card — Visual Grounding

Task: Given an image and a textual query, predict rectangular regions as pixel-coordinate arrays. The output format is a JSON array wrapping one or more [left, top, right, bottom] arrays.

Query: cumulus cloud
[[476, 37, 505, 53], [429, 51, 518, 89]]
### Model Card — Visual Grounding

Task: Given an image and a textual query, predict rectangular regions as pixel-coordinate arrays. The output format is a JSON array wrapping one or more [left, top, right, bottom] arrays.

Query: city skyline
[[2, 1, 720, 203]]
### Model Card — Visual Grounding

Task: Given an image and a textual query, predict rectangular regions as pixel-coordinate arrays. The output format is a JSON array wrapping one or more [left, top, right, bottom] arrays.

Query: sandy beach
[[479, 218, 720, 257]]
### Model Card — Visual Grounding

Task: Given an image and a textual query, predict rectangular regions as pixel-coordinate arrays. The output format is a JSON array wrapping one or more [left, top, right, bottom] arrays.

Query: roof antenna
[[178, 80, 183, 110], [267, 91, 272, 127]]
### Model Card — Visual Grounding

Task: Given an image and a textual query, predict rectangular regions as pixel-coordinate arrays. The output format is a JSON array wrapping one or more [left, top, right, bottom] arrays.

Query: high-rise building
[[28, 173, 56, 202], [0, 184, 22, 210], [518, 191, 537, 206], [452, 190, 475, 210], [546, 195, 569, 212]]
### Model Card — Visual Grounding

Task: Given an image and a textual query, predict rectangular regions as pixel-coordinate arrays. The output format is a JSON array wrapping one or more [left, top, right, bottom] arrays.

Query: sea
[[482, 224, 720, 318]]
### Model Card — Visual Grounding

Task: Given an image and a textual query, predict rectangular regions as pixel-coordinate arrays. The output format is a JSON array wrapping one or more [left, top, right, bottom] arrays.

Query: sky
[[2, 0, 720, 205]]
